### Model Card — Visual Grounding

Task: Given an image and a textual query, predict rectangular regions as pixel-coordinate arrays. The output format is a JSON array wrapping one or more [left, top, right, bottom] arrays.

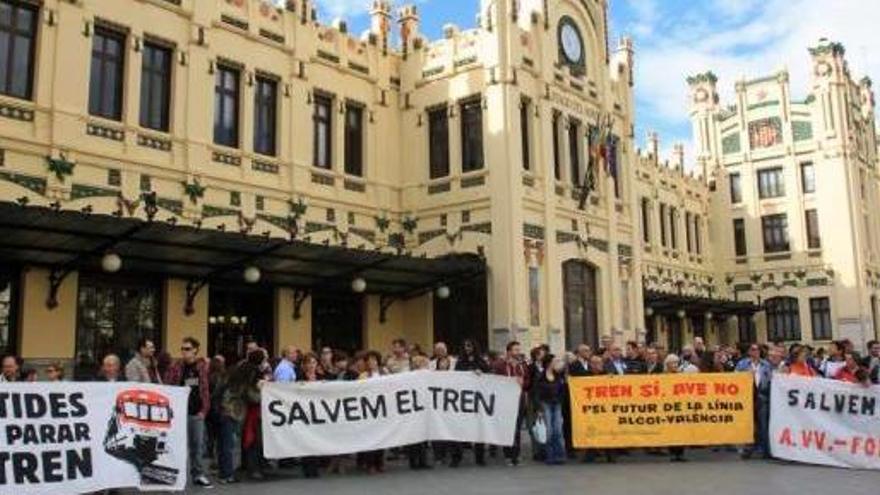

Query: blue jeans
[[541, 402, 565, 463], [187, 415, 207, 477], [218, 415, 240, 479]]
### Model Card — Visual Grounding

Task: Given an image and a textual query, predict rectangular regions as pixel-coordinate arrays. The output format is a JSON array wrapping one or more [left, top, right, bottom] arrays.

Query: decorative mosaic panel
[[71, 184, 117, 200], [722, 133, 741, 154], [523, 223, 545, 240], [748, 117, 783, 149], [0, 170, 46, 195], [792, 121, 813, 142], [462, 222, 491, 234]]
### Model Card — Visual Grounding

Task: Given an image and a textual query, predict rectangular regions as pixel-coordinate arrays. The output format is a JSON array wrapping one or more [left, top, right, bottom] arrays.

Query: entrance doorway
[[434, 274, 488, 353], [667, 318, 684, 353], [75, 273, 161, 379], [563, 260, 599, 351], [0, 266, 18, 359], [208, 286, 274, 363], [312, 292, 364, 353]]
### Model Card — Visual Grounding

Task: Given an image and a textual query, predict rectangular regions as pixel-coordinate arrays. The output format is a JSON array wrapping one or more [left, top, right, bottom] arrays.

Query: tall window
[[738, 315, 756, 344], [733, 218, 747, 257], [89, 26, 126, 121], [520, 98, 531, 171], [344, 102, 364, 177], [460, 97, 483, 172], [253, 75, 277, 156], [729, 172, 742, 204], [428, 106, 449, 179], [641, 198, 650, 244], [213, 65, 240, 147], [313, 93, 332, 169], [810, 297, 832, 341], [762, 214, 790, 253], [139, 42, 172, 132], [757, 167, 785, 199], [685, 212, 693, 253], [75, 275, 161, 380], [801, 162, 816, 194], [694, 215, 702, 255], [0, 269, 18, 359], [608, 136, 621, 198], [669, 207, 678, 250], [0, 0, 38, 100], [568, 119, 581, 185], [805, 209, 821, 249], [552, 111, 562, 180], [659, 203, 667, 247], [766, 297, 801, 342]]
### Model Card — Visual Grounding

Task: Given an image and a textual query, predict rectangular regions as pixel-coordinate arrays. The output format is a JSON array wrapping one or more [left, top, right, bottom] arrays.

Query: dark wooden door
[[312, 292, 364, 354], [434, 274, 488, 353], [563, 261, 598, 351], [208, 286, 274, 363]]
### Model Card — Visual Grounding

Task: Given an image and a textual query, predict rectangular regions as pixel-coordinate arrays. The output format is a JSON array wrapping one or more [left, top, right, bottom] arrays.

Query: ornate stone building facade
[[0, 0, 874, 372], [688, 38, 880, 348]]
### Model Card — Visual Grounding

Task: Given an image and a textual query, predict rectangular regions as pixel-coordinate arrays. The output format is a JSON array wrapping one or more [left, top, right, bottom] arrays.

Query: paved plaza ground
[[196, 450, 880, 495]]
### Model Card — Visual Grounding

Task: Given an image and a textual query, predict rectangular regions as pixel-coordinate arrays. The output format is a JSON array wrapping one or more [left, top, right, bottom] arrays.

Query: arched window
[[765, 297, 801, 342]]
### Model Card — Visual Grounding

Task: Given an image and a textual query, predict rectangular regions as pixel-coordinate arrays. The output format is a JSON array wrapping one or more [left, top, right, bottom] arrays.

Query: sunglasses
[[181, 347, 194, 352]]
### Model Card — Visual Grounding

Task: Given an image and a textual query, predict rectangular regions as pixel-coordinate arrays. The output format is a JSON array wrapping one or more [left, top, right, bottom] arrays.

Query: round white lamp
[[243, 266, 261, 284], [101, 252, 122, 273], [351, 277, 367, 293], [436, 286, 451, 299]]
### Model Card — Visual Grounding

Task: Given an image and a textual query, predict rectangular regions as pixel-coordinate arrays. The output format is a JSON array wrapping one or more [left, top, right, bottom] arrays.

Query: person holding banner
[[662, 354, 688, 462], [451, 340, 491, 468], [643, 347, 664, 374], [833, 352, 869, 385], [735, 343, 772, 460], [358, 350, 388, 474], [165, 337, 213, 488], [788, 346, 818, 377], [299, 353, 325, 479], [95, 354, 124, 382], [0, 354, 20, 382], [493, 341, 530, 467], [535, 354, 568, 465]]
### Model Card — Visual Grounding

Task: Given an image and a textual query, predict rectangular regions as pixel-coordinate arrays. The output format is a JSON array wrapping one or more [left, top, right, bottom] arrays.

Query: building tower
[[398, 4, 420, 51], [370, 0, 392, 52], [687, 72, 720, 180]]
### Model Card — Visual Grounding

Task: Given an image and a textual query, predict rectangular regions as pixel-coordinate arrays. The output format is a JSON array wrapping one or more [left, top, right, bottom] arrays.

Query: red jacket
[[493, 358, 531, 391], [165, 357, 211, 417]]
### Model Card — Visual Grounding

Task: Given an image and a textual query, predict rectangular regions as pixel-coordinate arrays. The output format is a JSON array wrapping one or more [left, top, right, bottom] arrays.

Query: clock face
[[560, 20, 583, 65]]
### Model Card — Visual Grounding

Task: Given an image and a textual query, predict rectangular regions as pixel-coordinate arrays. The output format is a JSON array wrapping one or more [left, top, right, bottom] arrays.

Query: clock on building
[[558, 16, 585, 71]]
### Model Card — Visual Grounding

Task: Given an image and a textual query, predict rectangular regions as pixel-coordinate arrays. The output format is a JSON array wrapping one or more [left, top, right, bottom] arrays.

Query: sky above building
[[308, 0, 880, 170]]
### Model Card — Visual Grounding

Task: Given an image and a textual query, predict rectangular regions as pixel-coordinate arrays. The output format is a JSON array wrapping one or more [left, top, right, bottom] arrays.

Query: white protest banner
[[0, 382, 190, 494], [770, 375, 880, 470], [262, 370, 521, 457]]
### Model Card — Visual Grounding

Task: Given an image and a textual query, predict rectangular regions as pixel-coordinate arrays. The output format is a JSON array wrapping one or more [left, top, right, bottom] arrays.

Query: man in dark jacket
[[451, 340, 489, 467], [604, 344, 629, 375], [165, 337, 213, 488], [95, 354, 124, 382], [643, 347, 664, 374], [623, 341, 645, 374], [569, 345, 592, 377]]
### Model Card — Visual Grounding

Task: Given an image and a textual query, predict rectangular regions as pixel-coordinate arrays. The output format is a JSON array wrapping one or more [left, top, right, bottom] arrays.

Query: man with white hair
[[679, 345, 700, 373], [430, 341, 456, 370], [96, 354, 123, 382]]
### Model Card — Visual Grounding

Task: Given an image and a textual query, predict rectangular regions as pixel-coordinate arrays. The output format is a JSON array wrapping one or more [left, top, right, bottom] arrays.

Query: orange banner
[[569, 373, 754, 448]]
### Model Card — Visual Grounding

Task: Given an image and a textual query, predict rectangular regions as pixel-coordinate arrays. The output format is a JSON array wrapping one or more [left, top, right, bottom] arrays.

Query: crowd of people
[[1, 335, 878, 488]]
